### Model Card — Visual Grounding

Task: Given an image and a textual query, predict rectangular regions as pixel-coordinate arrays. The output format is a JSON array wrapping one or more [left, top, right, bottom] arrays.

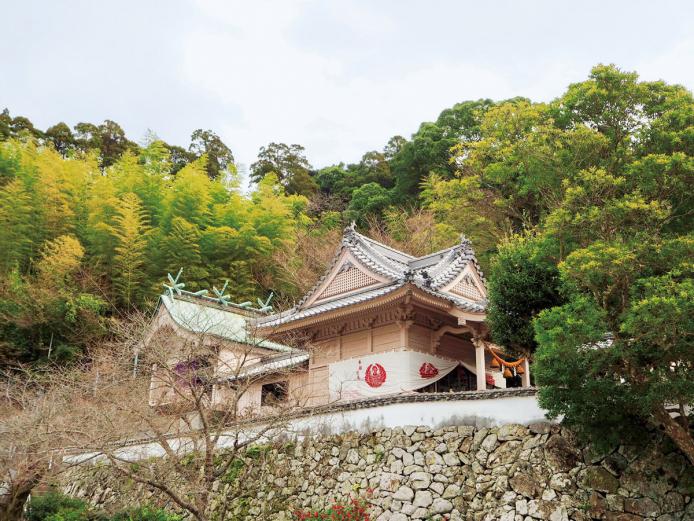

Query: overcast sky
[[3, 0, 693, 176]]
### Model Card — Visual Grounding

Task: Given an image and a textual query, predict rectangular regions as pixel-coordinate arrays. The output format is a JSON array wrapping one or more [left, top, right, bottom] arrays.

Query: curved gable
[[302, 250, 391, 308], [440, 263, 487, 304]]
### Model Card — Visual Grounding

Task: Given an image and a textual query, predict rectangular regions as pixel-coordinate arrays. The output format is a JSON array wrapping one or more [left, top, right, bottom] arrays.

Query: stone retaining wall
[[61, 422, 693, 520]]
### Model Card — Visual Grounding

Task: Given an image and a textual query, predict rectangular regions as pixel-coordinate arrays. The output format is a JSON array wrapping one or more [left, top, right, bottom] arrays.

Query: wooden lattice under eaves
[[449, 276, 483, 300], [319, 267, 378, 299]]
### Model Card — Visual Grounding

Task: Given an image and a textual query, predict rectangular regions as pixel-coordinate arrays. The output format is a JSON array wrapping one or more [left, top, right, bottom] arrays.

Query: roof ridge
[[423, 235, 486, 289], [411, 245, 457, 262], [353, 231, 415, 260], [170, 292, 261, 316], [350, 236, 407, 278]]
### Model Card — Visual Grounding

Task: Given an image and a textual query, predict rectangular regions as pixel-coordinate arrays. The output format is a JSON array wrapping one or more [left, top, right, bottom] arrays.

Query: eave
[[256, 282, 486, 335]]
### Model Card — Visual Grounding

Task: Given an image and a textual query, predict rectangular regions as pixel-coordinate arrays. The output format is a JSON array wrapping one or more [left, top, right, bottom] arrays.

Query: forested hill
[[0, 64, 692, 370]]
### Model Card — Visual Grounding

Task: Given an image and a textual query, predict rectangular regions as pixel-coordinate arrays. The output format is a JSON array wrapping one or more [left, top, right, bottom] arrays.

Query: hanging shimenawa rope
[[486, 344, 526, 370]]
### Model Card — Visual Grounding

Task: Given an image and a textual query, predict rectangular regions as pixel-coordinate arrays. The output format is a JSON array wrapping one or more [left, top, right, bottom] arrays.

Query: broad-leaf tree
[[250, 142, 316, 196], [189, 129, 235, 180], [479, 65, 694, 462], [486, 235, 563, 358]]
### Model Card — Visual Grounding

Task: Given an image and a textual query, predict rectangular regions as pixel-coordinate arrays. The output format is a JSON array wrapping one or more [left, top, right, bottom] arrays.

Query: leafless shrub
[[272, 226, 342, 303], [366, 208, 458, 257], [1, 307, 314, 521]]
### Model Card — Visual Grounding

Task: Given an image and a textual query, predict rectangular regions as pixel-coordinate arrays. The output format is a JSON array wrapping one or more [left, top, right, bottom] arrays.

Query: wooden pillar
[[397, 319, 413, 349], [474, 339, 486, 391], [521, 358, 531, 387], [367, 324, 373, 353]]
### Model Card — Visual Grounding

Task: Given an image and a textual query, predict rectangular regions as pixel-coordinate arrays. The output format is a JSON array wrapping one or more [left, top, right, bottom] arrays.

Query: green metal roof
[[160, 294, 295, 353]]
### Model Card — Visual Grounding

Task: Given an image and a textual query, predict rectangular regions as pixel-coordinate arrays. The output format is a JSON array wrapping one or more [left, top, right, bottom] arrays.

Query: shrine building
[[146, 225, 530, 416]]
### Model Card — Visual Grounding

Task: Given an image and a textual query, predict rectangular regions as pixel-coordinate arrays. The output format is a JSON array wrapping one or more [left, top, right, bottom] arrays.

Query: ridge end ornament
[[255, 292, 274, 313], [212, 280, 231, 306], [163, 268, 185, 298], [343, 221, 357, 243]]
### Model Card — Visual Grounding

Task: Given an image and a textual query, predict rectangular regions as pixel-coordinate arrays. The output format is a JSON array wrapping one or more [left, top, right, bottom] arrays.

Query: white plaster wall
[[66, 394, 550, 464], [289, 395, 548, 435]]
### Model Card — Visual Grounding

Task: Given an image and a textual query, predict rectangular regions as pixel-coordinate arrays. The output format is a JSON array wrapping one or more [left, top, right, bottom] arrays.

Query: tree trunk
[[0, 481, 35, 521], [653, 407, 694, 466]]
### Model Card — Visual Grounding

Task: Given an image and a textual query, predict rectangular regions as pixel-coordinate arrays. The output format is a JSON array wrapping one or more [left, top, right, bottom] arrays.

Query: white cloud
[[636, 37, 694, 89], [183, 1, 516, 169], [4, 0, 692, 173]]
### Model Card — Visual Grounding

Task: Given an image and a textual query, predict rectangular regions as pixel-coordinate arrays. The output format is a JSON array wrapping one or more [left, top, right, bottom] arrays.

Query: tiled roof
[[217, 351, 309, 382], [257, 283, 404, 328], [258, 226, 487, 328], [345, 227, 485, 288]]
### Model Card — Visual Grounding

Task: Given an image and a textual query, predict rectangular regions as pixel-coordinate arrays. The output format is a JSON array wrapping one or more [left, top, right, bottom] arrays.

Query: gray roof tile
[[258, 227, 487, 328]]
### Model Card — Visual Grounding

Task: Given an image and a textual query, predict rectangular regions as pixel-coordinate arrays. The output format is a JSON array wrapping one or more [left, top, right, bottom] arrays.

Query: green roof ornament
[[212, 280, 231, 306], [163, 268, 185, 298], [255, 292, 274, 313], [163, 268, 209, 299], [164, 270, 269, 311]]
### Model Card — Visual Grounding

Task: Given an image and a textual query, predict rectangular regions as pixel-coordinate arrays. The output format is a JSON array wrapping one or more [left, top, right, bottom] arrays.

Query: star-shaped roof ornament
[[163, 268, 209, 298], [255, 292, 274, 313], [163, 268, 185, 298], [212, 280, 231, 306]]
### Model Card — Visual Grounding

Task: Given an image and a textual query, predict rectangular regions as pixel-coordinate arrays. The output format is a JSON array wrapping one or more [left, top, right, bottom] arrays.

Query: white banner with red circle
[[328, 350, 460, 401]]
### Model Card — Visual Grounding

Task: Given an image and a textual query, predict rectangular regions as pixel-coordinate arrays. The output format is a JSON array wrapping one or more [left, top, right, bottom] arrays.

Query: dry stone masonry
[[62, 422, 693, 520]]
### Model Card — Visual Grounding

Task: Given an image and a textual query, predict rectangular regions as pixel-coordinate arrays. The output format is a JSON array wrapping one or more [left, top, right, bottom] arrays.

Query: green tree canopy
[[344, 182, 392, 227], [390, 99, 497, 202], [475, 64, 694, 462], [486, 235, 563, 357], [250, 142, 317, 197], [188, 128, 235, 180], [44, 122, 76, 157], [74, 119, 140, 167]]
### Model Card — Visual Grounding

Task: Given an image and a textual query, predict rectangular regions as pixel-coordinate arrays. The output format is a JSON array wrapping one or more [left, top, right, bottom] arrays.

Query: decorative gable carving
[[449, 275, 483, 300], [440, 264, 487, 303], [316, 262, 380, 301]]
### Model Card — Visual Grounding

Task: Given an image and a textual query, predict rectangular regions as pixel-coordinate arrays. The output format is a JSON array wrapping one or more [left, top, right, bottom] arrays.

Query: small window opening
[[261, 381, 288, 405]]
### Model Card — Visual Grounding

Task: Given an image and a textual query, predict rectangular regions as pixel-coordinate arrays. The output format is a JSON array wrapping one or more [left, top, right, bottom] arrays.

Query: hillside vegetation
[[0, 64, 692, 461]]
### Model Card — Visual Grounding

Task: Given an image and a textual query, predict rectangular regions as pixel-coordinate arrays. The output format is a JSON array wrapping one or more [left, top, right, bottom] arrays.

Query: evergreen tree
[[344, 182, 391, 226], [188, 129, 234, 180], [44, 122, 76, 157], [250, 143, 316, 197]]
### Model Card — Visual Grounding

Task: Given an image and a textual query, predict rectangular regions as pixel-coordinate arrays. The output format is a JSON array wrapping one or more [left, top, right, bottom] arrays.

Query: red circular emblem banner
[[364, 363, 387, 387], [419, 362, 439, 379]]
